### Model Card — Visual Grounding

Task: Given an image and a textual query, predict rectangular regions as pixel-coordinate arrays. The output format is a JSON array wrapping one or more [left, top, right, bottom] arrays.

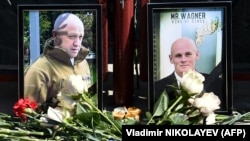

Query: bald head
[[171, 37, 197, 54], [52, 13, 85, 46], [53, 13, 84, 32]]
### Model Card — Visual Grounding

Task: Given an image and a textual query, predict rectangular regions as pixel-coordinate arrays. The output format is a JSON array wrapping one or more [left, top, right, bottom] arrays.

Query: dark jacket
[[154, 65, 224, 109], [154, 72, 209, 102], [154, 72, 179, 102]]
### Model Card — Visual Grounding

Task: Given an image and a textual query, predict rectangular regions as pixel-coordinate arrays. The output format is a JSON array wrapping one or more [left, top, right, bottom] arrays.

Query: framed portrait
[[147, 1, 232, 114], [17, 4, 103, 109]]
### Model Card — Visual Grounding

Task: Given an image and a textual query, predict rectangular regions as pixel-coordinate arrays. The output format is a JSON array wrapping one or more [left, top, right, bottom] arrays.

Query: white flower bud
[[181, 70, 205, 95], [192, 92, 221, 116]]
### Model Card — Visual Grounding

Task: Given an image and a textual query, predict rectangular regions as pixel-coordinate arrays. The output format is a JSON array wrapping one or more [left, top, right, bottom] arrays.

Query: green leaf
[[173, 103, 184, 112], [146, 91, 169, 125], [76, 101, 91, 114], [100, 111, 122, 131], [145, 111, 152, 119], [75, 111, 100, 127], [152, 90, 169, 117], [187, 109, 200, 118], [169, 112, 189, 125]]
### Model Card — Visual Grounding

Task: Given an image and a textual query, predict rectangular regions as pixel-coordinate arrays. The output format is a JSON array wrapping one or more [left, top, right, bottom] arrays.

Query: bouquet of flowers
[[145, 70, 250, 125], [0, 71, 250, 140]]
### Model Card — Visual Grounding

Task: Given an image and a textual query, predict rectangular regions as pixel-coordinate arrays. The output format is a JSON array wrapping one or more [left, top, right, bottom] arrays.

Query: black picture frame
[[17, 4, 103, 110], [147, 1, 232, 114]]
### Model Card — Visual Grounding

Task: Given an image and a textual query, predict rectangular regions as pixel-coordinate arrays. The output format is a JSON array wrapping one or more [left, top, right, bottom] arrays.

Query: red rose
[[13, 98, 38, 121]]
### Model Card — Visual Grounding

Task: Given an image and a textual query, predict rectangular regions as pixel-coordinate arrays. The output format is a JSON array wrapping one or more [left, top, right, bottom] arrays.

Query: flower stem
[[62, 119, 121, 140], [156, 95, 183, 125], [0, 128, 44, 136], [81, 94, 122, 135], [0, 134, 54, 141], [167, 95, 183, 113]]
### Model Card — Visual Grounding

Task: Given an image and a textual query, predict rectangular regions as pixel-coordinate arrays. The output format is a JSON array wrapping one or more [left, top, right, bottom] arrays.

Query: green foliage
[[145, 88, 250, 126], [0, 93, 127, 141]]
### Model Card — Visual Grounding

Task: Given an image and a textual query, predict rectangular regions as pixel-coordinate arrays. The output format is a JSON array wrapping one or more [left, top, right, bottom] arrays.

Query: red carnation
[[13, 98, 38, 121]]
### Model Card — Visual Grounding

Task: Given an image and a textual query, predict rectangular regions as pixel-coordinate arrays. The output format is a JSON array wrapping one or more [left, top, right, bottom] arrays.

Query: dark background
[[0, 0, 249, 114]]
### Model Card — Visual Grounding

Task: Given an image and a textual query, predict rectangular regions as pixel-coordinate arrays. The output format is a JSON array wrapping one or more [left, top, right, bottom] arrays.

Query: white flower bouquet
[[145, 70, 250, 125]]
